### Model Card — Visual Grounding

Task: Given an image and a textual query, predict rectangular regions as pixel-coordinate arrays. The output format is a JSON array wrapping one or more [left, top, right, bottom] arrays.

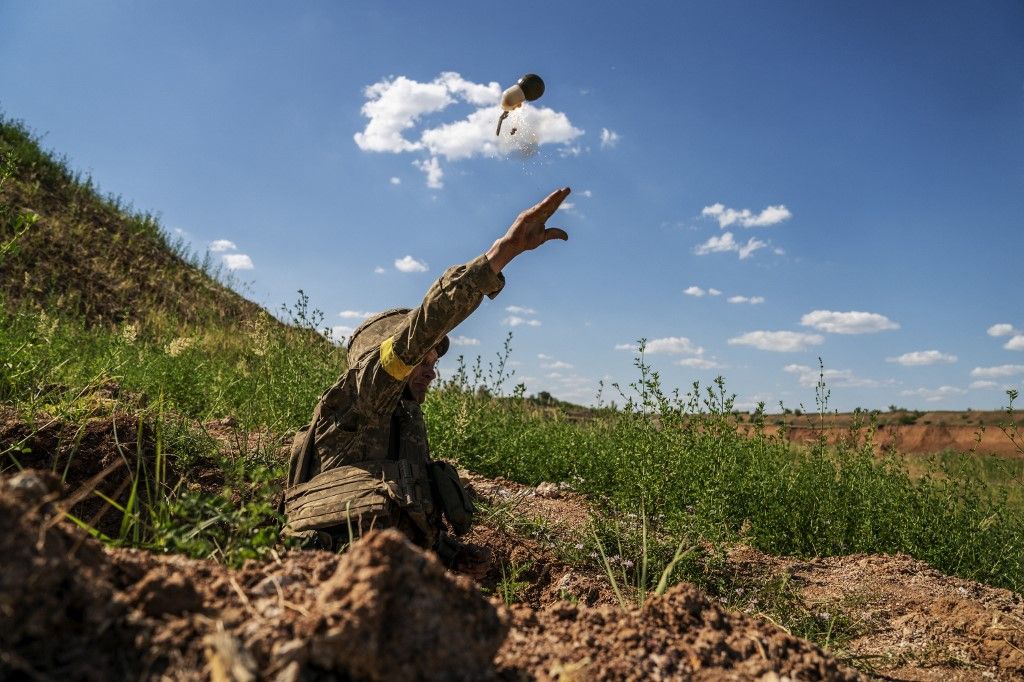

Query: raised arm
[[354, 187, 572, 417]]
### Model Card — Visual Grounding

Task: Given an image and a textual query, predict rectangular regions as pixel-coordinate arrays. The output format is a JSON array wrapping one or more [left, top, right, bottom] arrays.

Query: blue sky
[[2, 1, 1022, 410]]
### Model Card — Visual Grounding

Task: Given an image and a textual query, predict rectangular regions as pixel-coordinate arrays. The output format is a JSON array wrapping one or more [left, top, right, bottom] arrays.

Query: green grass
[[426, 343, 1024, 594]]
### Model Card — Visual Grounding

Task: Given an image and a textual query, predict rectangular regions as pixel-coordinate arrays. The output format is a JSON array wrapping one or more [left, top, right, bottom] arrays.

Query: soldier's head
[[347, 308, 450, 404], [407, 347, 439, 404]]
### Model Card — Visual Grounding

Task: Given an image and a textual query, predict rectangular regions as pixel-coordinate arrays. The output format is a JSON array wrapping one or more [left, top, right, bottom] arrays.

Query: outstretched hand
[[487, 187, 571, 273]]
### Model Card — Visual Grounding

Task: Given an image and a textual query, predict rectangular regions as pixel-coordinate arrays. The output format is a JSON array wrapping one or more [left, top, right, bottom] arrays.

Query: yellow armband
[[380, 336, 414, 381]]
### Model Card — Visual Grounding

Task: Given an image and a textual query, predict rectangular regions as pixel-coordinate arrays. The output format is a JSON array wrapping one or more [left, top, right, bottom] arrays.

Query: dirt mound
[[0, 470, 140, 679], [306, 529, 509, 680], [727, 546, 1024, 680], [496, 583, 862, 681]]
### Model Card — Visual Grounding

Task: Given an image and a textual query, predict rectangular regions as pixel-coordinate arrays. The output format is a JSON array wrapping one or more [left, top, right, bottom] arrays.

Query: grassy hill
[[0, 116, 271, 327]]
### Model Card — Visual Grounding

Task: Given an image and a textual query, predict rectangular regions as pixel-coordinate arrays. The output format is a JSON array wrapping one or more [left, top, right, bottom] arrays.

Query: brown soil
[[757, 423, 1023, 458], [726, 546, 1024, 681]]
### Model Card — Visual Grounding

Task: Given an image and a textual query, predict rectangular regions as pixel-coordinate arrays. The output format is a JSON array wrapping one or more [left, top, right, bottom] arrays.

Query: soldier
[[283, 187, 571, 576]]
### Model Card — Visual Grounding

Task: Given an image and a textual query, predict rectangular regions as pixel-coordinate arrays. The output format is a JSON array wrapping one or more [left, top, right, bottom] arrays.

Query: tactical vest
[[284, 394, 433, 534]]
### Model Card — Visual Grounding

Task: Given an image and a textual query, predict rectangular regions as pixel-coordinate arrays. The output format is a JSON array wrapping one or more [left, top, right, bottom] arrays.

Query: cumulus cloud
[[581, 190, 593, 198], [987, 323, 1017, 337], [600, 128, 620, 148], [886, 350, 957, 366], [970, 380, 999, 390], [390, 176, 401, 185], [394, 255, 428, 273], [338, 310, 374, 320], [1006, 336, 1024, 351], [413, 157, 443, 189], [503, 316, 541, 327], [701, 203, 792, 229], [900, 386, 967, 402], [727, 295, 765, 305], [615, 337, 703, 355], [209, 239, 237, 252], [222, 254, 254, 270], [800, 310, 899, 334], [693, 232, 768, 260], [354, 72, 584, 188], [506, 305, 537, 315], [728, 331, 824, 352], [450, 335, 479, 346], [784, 364, 887, 388], [708, 288, 722, 296], [542, 360, 574, 370], [374, 266, 387, 274], [970, 365, 1024, 379], [353, 75, 453, 153], [684, 286, 706, 297], [676, 357, 723, 369]]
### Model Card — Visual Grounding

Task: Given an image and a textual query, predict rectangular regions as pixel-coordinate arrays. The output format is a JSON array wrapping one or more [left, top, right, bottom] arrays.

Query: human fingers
[[543, 227, 569, 242], [528, 187, 571, 219]]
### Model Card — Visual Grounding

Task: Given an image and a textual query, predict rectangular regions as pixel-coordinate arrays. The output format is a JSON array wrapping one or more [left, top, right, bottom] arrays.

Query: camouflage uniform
[[283, 254, 504, 550]]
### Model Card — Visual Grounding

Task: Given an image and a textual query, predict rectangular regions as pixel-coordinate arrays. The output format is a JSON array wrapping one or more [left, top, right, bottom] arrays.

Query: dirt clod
[[308, 528, 509, 681]]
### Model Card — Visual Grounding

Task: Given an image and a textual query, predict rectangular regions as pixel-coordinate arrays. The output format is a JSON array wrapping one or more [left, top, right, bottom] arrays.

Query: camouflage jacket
[[284, 254, 504, 541]]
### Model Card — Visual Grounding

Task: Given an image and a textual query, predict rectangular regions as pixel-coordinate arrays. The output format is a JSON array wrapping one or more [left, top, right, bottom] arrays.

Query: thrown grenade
[[496, 73, 545, 136]]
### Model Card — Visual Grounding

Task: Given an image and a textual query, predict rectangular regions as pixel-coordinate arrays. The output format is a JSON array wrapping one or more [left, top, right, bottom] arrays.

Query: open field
[[3, 116, 1024, 679]]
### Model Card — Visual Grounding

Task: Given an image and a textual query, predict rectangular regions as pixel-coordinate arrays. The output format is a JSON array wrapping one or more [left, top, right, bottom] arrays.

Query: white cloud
[[338, 310, 374, 320], [332, 325, 356, 341], [581, 190, 593, 198], [970, 380, 999, 390], [420, 98, 581, 161], [557, 201, 576, 211], [354, 72, 584, 189], [600, 128, 620, 148], [394, 255, 428, 273], [885, 350, 957, 366], [450, 335, 479, 346], [374, 266, 387, 274], [353, 75, 453, 153], [900, 386, 967, 402], [503, 316, 541, 327], [693, 232, 767, 259], [708, 288, 722, 296], [1006, 335, 1024, 351], [784, 364, 887, 388], [222, 254, 254, 270], [390, 176, 401, 185], [209, 239, 237, 253], [615, 337, 703, 355], [800, 310, 900, 334], [413, 157, 444, 189], [676, 357, 722, 369], [701, 203, 792, 228], [728, 331, 824, 352], [727, 295, 765, 305], [987, 323, 1017, 337], [505, 305, 537, 315], [970, 365, 1024, 379], [684, 286, 706, 297], [537, 353, 553, 360], [542, 360, 574, 370]]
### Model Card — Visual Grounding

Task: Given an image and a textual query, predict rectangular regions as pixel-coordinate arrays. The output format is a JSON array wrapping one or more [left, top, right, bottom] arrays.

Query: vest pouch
[[283, 461, 400, 533], [429, 460, 475, 536]]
